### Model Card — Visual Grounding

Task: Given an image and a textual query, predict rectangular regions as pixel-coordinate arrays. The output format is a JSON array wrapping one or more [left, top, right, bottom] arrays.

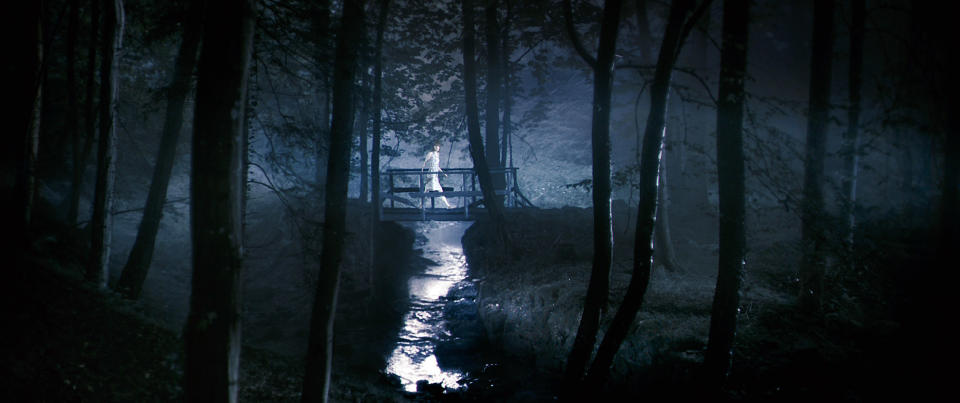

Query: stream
[[384, 221, 488, 394]]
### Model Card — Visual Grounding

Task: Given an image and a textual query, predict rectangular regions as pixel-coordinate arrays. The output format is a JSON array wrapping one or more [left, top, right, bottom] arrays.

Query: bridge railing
[[380, 167, 528, 220]]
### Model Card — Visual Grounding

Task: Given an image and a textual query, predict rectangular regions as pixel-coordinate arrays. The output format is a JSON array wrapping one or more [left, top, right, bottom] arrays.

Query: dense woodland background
[[1, 0, 957, 401]]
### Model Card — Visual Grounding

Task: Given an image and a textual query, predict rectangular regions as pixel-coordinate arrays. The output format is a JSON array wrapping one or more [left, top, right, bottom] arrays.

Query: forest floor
[[459, 205, 948, 402], [2, 200, 949, 402]]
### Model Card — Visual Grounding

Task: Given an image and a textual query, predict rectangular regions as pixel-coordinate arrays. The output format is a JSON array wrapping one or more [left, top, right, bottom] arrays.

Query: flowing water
[[384, 221, 479, 393]]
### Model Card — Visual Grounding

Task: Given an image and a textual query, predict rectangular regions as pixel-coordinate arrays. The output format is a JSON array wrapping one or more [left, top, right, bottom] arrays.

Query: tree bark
[[182, 0, 253, 401], [358, 75, 370, 203], [65, 0, 81, 224], [312, 1, 332, 196], [500, 0, 511, 168], [70, 0, 101, 227], [799, 0, 834, 314], [654, 154, 683, 272], [582, 0, 707, 390], [116, 0, 203, 300], [462, 0, 507, 241], [561, 0, 623, 390], [704, 0, 748, 389], [485, 0, 505, 204], [301, 1, 363, 402], [371, 0, 390, 275], [840, 0, 863, 257], [87, 0, 124, 289]]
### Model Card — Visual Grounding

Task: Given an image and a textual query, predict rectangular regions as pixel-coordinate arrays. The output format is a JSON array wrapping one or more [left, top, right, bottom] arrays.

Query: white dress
[[422, 151, 451, 208]]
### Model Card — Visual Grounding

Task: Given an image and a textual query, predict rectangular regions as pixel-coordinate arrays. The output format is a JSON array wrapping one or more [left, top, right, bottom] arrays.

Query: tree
[[87, 0, 124, 289], [560, 0, 623, 390], [301, 1, 364, 401], [182, 0, 254, 400], [799, 0, 834, 314], [485, 0, 505, 204], [462, 0, 507, 241], [69, 0, 101, 227], [840, 0, 864, 261], [65, 0, 81, 224], [370, 0, 390, 274], [116, 0, 204, 300], [580, 0, 711, 390], [704, 0, 748, 389], [312, 1, 332, 196]]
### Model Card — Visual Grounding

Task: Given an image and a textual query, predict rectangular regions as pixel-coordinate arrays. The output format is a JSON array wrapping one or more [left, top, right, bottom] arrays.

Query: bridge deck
[[379, 167, 533, 221]]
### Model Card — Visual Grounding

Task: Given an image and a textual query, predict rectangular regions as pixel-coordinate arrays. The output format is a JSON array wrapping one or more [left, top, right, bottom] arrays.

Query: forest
[[1, 0, 956, 401]]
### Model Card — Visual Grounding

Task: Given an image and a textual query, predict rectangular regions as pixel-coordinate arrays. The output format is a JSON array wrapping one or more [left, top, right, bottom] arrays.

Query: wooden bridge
[[379, 167, 534, 221]]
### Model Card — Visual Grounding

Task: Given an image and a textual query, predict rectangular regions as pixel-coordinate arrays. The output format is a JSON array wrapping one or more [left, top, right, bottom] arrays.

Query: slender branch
[[563, 0, 598, 68]]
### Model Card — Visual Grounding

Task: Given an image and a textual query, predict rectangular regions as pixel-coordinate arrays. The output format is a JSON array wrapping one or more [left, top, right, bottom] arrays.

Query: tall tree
[[581, 0, 711, 390], [357, 73, 370, 203], [65, 0, 81, 224], [312, 1, 332, 195], [371, 0, 390, 271], [182, 0, 254, 400], [704, 0, 749, 389], [87, 0, 124, 289], [301, 1, 364, 402], [840, 0, 864, 260], [799, 0, 835, 314], [560, 0, 623, 390], [115, 0, 204, 300], [485, 0, 505, 204], [70, 0, 101, 227], [462, 0, 507, 241]]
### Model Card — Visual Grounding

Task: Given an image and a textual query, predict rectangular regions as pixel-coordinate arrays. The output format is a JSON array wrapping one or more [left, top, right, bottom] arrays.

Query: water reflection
[[385, 221, 472, 393]]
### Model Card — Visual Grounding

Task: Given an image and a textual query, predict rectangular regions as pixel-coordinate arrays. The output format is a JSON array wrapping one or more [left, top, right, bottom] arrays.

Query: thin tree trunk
[[358, 76, 370, 203], [87, 0, 124, 289], [115, 0, 203, 299], [462, 0, 507, 242], [583, 0, 707, 389], [500, 0, 511, 168], [370, 0, 390, 279], [71, 0, 100, 227], [485, 0, 505, 204], [799, 0, 834, 314], [301, 2, 363, 402], [23, 3, 44, 232], [66, 0, 81, 224], [841, 0, 863, 256], [704, 0, 748, 389], [561, 0, 623, 390], [655, 154, 683, 272], [183, 0, 253, 401], [312, 1, 331, 196]]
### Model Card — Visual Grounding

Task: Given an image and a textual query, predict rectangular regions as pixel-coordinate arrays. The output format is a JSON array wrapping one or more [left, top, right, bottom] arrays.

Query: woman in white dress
[[421, 142, 451, 208]]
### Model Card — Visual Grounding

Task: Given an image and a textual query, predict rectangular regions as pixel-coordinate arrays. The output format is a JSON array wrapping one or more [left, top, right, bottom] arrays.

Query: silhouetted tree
[[485, 0, 505, 204], [312, 1, 332, 195], [581, 0, 711, 390], [65, 0, 80, 224], [462, 0, 507, 241], [840, 0, 863, 259], [69, 0, 101, 227], [560, 0, 623, 390], [301, 1, 364, 401], [182, 0, 254, 400], [371, 0, 390, 271], [116, 0, 204, 300], [799, 0, 834, 314], [88, 0, 124, 289], [704, 0, 748, 389]]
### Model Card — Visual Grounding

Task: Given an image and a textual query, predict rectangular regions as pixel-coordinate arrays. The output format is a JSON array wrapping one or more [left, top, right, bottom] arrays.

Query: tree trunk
[[301, 2, 363, 402], [654, 154, 683, 272], [704, 0, 748, 389], [115, 0, 203, 300], [70, 0, 100, 227], [312, 1, 331, 196], [561, 0, 623, 389], [65, 0, 81, 224], [485, 0, 505, 204], [500, 0, 511, 168], [799, 0, 834, 314], [87, 0, 124, 289], [582, 0, 706, 390], [462, 0, 507, 241], [371, 0, 390, 275], [358, 76, 370, 203], [633, 0, 653, 62], [841, 0, 863, 257], [182, 0, 253, 401]]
